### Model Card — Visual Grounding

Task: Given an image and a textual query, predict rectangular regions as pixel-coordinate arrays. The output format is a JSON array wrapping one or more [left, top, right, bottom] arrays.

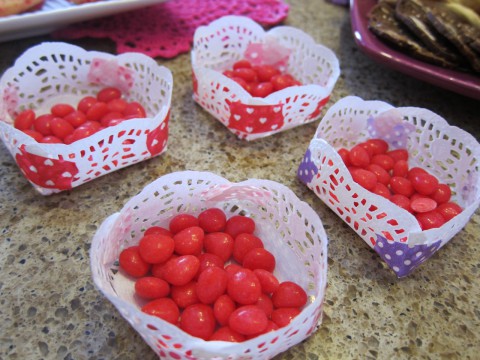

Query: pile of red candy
[[118, 208, 308, 342], [223, 59, 302, 98], [13, 86, 147, 144], [338, 138, 463, 230]]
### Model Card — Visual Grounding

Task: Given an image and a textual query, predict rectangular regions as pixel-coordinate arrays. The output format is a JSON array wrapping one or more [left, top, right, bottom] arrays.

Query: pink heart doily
[[53, 0, 290, 58]]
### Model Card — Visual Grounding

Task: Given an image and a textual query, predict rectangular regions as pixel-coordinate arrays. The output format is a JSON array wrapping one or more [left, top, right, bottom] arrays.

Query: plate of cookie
[[0, 0, 166, 42], [350, 0, 480, 100]]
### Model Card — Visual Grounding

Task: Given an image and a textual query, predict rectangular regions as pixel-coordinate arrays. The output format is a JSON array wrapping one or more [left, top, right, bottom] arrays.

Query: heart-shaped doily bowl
[[191, 15, 340, 141], [0, 42, 172, 195], [298, 96, 480, 277], [90, 171, 328, 359]]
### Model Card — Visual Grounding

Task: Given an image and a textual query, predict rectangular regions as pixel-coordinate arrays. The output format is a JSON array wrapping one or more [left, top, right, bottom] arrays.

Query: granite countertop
[[1, 1, 479, 359]]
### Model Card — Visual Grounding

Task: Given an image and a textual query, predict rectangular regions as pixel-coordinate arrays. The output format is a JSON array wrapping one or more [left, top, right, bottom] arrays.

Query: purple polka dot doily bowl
[[297, 96, 480, 277]]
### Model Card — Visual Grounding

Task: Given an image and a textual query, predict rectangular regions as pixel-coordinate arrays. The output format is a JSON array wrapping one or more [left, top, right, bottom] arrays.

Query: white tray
[[0, 0, 166, 42]]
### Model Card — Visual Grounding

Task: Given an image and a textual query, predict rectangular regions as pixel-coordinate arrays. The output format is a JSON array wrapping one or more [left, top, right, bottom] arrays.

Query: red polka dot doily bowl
[[90, 171, 328, 359], [191, 16, 340, 141], [298, 96, 480, 277], [0, 42, 172, 195]]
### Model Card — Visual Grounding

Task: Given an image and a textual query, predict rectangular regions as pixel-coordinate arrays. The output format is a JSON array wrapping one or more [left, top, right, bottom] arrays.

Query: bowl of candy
[[90, 171, 328, 359], [0, 42, 172, 195], [298, 96, 480, 277], [191, 15, 340, 141]]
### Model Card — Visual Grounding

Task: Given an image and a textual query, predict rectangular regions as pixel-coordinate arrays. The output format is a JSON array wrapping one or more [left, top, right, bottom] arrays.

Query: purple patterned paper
[[366, 110, 416, 149], [374, 234, 443, 277], [298, 148, 318, 185]]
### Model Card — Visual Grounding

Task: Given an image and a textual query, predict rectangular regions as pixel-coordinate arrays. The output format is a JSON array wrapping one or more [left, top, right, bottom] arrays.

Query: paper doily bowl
[[90, 171, 328, 360], [298, 96, 480, 277], [0, 42, 172, 195], [191, 15, 340, 141]]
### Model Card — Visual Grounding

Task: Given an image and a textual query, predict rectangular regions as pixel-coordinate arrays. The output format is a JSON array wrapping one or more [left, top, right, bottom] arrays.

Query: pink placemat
[[53, 0, 290, 58]]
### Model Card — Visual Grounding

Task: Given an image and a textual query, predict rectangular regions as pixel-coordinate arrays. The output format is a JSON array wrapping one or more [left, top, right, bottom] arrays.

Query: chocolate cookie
[[395, 0, 463, 64], [368, 1, 457, 68], [426, 2, 480, 72]]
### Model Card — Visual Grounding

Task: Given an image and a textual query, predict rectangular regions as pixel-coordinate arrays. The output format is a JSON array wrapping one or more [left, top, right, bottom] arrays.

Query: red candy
[[224, 59, 301, 97], [141, 298, 180, 325], [173, 226, 204, 256], [162, 255, 200, 286], [169, 213, 199, 234], [14, 109, 35, 130], [227, 268, 262, 305], [135, 277, 170, 299], [349, 145, 370, 168], [118, 210, 309, 341], [204, 232, 234, 262], [232, 233, 263, 263], [225, 216, 256, 239], [338, 139, 462, 229], [119, 246, 150, 278], [437, 202, 463, 221], [139, 234, 175, 264], [229, 305, 268, 336], [15, 86, 147, 144], [180, 304, 216, 340], [242, 248, 276, 272], [196, 267, 228, 304], [198, 208, 227, 233]]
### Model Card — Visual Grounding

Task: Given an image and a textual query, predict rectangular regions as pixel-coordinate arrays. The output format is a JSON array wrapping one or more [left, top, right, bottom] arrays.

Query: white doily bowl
[[0, 42, 172, 195], [90, 171, 328, 360], [298, 96, 480, 277], [191, 15, 340, 141]]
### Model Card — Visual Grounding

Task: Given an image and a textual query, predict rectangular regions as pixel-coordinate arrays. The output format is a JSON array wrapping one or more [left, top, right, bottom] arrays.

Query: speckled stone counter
[[1, 1, 479, 359]]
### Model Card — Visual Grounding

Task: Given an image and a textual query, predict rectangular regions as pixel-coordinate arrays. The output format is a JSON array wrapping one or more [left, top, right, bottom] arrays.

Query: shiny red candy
[[349, 145, 370, 167], [135, 277, 170, 299], [117, 210, 308, 341], [198, 253, 224, 273], [350, 168, 377, 191], [210, 326, 246, 342], [14, 109, 36, 130], [242, 248, 276, 272], [271, 307, 301, 327], [196, 267, 228, 304], [170, 281, 198, 308], [232, 233, 263, 263], [162, 255, 200, 286], [225, 215, 256, 239], [51, 103, 74, 117], [173, 226, 204, 256], [138, 234, 175, 264], [227, 268, 262, 305], [338, 139, 463, 229], [415, 210, 446, 230], [229, 305, 268, 336], [437, 202, 463, 221], [410, 197, 437, 213], [180, 304, 216, 340], [15, 86, 147, 144], [97, 86, 122, 103], [204, 232, 234, 262], [213, 294, 236, 326], [253, 269, 280, 294], [198, 207, 227, 233], [141, 298, 180, 325], [224, 59, 301, 97], [169, 213, 199, 234], [271, 281, 308, 308], [119, 246, 151, 278]]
